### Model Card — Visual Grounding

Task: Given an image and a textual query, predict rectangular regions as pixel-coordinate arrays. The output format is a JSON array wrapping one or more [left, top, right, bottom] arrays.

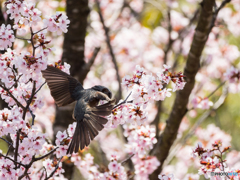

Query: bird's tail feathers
[[67, 122, 82, 154], [67, 99, 115, 154], [67, 118, 101, 154]]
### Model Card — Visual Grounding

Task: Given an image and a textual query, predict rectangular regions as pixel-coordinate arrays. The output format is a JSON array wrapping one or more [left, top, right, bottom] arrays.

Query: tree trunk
[[53, 0, 90, 179], [150, 0, 215, 179]]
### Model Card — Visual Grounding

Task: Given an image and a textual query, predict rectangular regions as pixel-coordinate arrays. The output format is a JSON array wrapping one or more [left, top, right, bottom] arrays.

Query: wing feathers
[[91, 110, 112, 116], [88, 115, 104, 131], [91, 100, 115, 116], [91, 114, 108, 124], [84, 119, 98, 140], [42, 65, 83, 106]]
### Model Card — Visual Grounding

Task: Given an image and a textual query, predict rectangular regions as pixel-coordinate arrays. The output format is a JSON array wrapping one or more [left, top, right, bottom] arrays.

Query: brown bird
[[42, 65, 115, 154]]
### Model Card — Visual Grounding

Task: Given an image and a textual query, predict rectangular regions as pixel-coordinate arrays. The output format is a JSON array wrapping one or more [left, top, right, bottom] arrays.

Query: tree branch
[[78, 47, 101, 81], [14, 130, 20, 168], [15, 81, 36, 168], [96, 0, 122, 101], [22, 81, 36, 120], [34, 147, 58, 161], [121, 154, 135, 166], [151, 8, 200, 140], [34, 82, 46, 95], [149, 0, 220, 178], [33, 27, 48, 35], [45, 156, 63, 180], [113, 91, 132, 109], [0, 153, 26, 168], [0, 137, 13, 147], [164, 85, 228, 167], [0, 83, 25, 110], [15, 36, 31, 41]]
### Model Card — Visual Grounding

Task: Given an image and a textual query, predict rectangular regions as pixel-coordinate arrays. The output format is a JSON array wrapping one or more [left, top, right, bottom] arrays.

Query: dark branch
[[22, 81, 36, 120], [34, 147, 58, 161], [0, 83, 25, 109], [34, 82, 46, 95], [0, 153, 26, 168], [0, 137, 13, 147], [96, 0, 122, 102], [45, 157, 63, 180], [22, 95, 36, 126], [18, 156, 35, 179], [113, 91, 132, 109], [16, 81, 36, 168], [78, 47, 101, 81], [187, 81, 226, 111], [18, 147, 58, 179], [149, 0, 220, 178], [165, 86, 228, 166], [33, 27, 48, 35], [151, 8, 200, 141], [121, 154, 135, 166], [209, 0, 231, 31], [163, 7, 173, 64], [16, 36, 31, 41], [14, 130, 20, 168]]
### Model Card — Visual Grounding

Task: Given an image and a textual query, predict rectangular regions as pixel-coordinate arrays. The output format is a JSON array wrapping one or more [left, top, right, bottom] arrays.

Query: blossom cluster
[[0, 24, 15, 50], [6, 0, 41, 27], [0, 0, 71, 179], [6, 0, 69, 36], [191, 97, 213, 110], [42, 158, 65, 178], [224, 66, 240, 83], [123, 124, 157, 157], [0, 107, 31, 138], [106, 102, 148, 128], [0, 153, 22, 179], [158, 173, 176, 180], [0, 106, 66, 179], [192, 141, 240, 180], [0, 49, 45, 109], [195, 124, 232, 149], [54, 121, 79, 158], [71, 153, 128, 180], [43, 12, 70, 35], [122, 64, 185, 94], [107, 65, 186, 128], [133, 155, 160, 180]]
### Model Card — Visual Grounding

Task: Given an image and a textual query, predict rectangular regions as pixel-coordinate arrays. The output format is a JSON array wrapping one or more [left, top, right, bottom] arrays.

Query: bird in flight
[[42, 65, 115, 154]]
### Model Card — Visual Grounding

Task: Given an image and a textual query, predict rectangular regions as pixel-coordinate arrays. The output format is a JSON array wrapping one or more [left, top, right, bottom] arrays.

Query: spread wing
[[67, 91, 115, 154], [41, 65, 83, 106]]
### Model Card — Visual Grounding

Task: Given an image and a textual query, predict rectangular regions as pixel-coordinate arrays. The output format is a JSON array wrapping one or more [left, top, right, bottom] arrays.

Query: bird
[[41, 65, 115, 154]]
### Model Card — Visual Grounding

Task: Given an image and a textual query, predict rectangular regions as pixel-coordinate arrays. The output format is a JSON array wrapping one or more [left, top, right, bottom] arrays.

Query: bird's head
[[91, 85, 112, 99]]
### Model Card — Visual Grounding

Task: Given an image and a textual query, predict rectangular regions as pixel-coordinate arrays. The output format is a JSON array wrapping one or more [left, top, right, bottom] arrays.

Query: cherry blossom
[[44, 12, 70, 35], [0, 24, 15, 50]]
